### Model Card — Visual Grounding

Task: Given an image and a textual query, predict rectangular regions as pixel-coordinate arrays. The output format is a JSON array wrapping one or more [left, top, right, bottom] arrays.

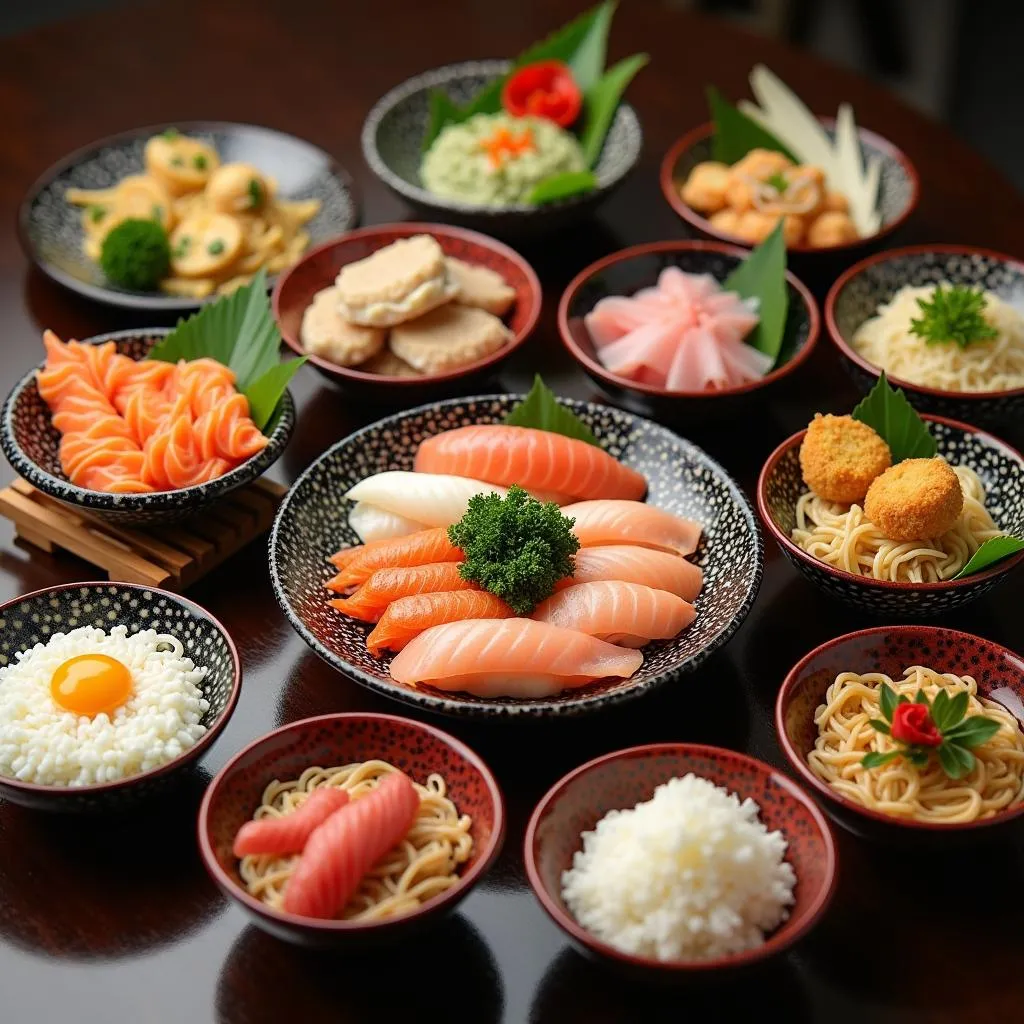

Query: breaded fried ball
[[800, 414, 892, 503], [864, 458, 963, 542]]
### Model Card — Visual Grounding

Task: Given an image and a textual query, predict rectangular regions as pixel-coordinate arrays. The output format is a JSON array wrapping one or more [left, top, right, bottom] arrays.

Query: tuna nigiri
[[389, 618, 643, 698], [556, 544, 703, 603], [282, 772, 420, 920], [330, 562, 474, 622], [565, 500, 702, 556], [414, 425, 647, 502], [328, 528, 463, 592], [345, 472, 506, 530], [533, 581, 695, 647], [232, 787, 351, 858], [366, 590, 513, 655]]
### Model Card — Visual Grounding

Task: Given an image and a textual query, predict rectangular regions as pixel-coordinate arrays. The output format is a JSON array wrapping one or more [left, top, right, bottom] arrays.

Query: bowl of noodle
[[826, 245, 1024, 424], [197, 712, 505, 948], [757, 413, 1024, 615], [776, 626, 1024, 840]]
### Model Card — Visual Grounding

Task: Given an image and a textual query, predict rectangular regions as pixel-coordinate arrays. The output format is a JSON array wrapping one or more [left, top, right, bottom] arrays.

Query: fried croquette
[[864, 458, 964, 541], [799, 414, 892, 503]]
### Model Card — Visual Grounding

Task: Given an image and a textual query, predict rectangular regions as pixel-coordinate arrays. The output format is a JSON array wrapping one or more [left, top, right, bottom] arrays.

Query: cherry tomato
[[502, 61, 583, 128]]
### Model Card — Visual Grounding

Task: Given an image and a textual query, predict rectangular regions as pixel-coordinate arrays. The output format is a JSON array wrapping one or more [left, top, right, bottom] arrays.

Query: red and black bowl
[[198, 712, 505, 948], [776, 625, 1024, 843]]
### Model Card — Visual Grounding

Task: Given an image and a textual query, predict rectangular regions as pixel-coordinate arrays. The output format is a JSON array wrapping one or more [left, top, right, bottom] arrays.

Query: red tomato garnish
[[502, 61, 582, 128]]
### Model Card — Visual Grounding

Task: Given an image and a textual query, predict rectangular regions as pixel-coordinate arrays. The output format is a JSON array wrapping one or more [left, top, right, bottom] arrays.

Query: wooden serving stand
[[0, 477, 286, 591]]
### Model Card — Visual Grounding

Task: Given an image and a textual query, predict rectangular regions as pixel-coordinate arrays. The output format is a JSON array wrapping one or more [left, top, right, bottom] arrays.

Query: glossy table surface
[[1, 2, 1022, 1022]]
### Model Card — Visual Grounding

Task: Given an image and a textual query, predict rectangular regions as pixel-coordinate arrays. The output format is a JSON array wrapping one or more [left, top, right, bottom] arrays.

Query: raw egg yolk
[[50, 654, 133, 717]]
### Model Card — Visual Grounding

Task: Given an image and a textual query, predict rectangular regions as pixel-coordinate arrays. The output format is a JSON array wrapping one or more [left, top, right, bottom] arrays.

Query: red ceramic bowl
[[272, 223, 541, 397], [198, 712, 505, 948], [524, 743, 837, 978], [659, 120, 920, 259], [776, 626, 1024, 842], [557, 240, 820, 420]]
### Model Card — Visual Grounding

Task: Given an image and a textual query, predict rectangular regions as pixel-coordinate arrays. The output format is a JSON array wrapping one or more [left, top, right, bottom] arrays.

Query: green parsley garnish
[[909, 285, 999, 349], [193, 153, 208, 170], [764, 171, 789, 194], [448, 485, 579, 614], [88, 205, 106, 224], [172, 236, 191, 260], [207, 239, 225, 256], [161, 127, 180, 140], [247, 177, 263, 208]]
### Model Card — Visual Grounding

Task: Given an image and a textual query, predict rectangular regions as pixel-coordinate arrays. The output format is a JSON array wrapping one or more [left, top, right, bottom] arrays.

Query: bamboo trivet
[[0, 477, 286, 590]]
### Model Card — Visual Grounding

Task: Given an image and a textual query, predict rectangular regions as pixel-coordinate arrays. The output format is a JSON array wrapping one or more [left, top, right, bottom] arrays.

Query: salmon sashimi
[[329, 545, 367, 570], [366, 590, 513, 655], [282, 772, 420, 920], [533, 581, 696, 648], [329, 562, 474, 623], [345, 472, 506, 530], [389, 618, 644, 698], [556, 545, 703, 603], [329, 528, 463, 592], [414, 425, 647, 502], [232, 787, 351, 858], [564, 500, 702, 556]]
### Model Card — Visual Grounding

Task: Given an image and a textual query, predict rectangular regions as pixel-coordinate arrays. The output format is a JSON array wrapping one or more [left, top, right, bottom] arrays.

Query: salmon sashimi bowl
[[270, 380, 763, 716]]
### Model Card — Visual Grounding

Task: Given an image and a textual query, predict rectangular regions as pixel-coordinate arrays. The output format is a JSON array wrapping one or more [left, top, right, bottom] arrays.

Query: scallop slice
[[206, 163, 275, 214], [111, 174, 175, 232], [145, 134, 220, 195], [169, 213, 244, 278]]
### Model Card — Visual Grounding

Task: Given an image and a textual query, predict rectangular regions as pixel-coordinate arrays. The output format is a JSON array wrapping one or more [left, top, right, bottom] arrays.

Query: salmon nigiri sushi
[[389, 618, 643, 698], [328, 528, 463, 593], [556, 544, 703, 603], [414, 425, 647, 502], [366, 590, 513, 655], [564, 500, 702, 556], [233, 787, 350, 858], [329, 562, 474, 623], [533, 581, 695, 647]]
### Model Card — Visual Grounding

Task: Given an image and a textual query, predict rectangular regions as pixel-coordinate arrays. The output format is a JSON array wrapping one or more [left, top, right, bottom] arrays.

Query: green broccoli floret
[[448, 485, 579, 614], [99, 218, 171, 291]]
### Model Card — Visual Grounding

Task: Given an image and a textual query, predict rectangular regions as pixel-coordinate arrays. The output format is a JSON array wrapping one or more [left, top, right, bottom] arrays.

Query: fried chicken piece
[[864, 458, 963, 542], [799, 414, 892, 503]]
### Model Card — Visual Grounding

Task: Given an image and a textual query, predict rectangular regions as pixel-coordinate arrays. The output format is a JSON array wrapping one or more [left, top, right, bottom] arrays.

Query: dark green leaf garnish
[[525, 170, 598, 205], [879, 682, 899, 722], [851, 371, 937, 463], [868, 718, 891, 735], [579, 53, 648, 167], [707, 85, 797, 165], [722, 220, 788, 365], [909, 285, 999, 349], [861, 751, 899, 770], [504, 375, 600, 446], [942, 716, 1002, 748], [953, 535, 1024, 579]]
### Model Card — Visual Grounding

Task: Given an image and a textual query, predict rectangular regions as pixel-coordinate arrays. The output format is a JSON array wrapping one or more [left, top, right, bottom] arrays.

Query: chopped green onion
[[247, 178, 263, 208], [170, 155, 184, 167], [88, 205, 106, 224], [172, 236, 191, 259], [193, 154, 207, 170], [207, 239, 225, 256], [161, 127, 180, 140]]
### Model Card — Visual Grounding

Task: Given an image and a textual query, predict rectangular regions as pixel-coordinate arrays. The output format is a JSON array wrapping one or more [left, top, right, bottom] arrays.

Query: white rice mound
[[0, 625, 210, 787], [561, 773, 797, 962]]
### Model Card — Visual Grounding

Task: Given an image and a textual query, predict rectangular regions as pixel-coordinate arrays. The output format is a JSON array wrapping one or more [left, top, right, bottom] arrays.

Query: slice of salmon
[[555, 545, 703, 603], [564, 500, 702, 557], [328, 528, 463, 593], [366, 590, 513, 655], [329, 562, 474, 623]]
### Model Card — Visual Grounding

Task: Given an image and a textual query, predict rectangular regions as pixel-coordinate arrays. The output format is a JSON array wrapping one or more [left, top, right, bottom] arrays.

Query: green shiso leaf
[[861, 751, 899, 770], [938, 743, 975, 779], [878, 682, 899, 722], [525, 170, 598, 205], [707, 85, 797, 165], [850, 372, 937, 463], [943, 716, 1002, 749], [148, 269, 304, 430], [930, 688, 952, 732], [952, 535, 1024, 580], [422, 90, 463, 153], [566, 0, 615, 92], [504, 375, 600, 446], [722, 220, 788, 365], [867, 718, 891, 735], [580, 53, 648, 167]]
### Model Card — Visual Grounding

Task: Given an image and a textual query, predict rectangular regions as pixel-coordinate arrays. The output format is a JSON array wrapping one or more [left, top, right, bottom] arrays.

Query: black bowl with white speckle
[[826, 245, 1024, 425], [270, 395, 763, 717], [757, 414, 1024, 614], [0, 582, 241, 813], [18, 121, 359, 312], [1, 328, 295, 527], [361, 61, 642, 237]]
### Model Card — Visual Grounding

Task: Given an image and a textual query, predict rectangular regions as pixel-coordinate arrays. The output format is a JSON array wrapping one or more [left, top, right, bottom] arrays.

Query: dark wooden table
[[0, 2, 1021, 1022]]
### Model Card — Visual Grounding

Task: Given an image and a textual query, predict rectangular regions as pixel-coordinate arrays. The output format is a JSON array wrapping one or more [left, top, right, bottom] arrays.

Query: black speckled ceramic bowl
[[1, 328, 295, 527], [361, 61, 642, 237], [18, 121, 359, 312], [757, 414, 1024, 614], [0, 582, 241, 813], [270, 395, 763, 717], [558, 240, 820, 420], [826, 245, 1024, 424]]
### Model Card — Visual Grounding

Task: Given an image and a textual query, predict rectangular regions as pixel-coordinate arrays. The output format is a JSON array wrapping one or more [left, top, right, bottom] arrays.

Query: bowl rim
[[824, 243, 1024, 401], [556, 238, 821, 399], [775, 624, 1024, 832], [756, 411, 1024, 592], [271, 221, 543, 386], [523, 741, 839, 972], [0, 580, 242, 798], [658, 118, 921, 255], [269, 392, 764, 717], [196, 711, 507, 932], [360, 58, 642, 216], [0, 327, 295, 512], [16, 118, 361, 312]]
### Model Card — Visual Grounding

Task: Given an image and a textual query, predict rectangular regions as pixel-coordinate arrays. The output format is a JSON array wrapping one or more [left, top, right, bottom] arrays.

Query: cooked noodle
[[791, 464, 1002, 582], [239, 760, 473, 921], [852, 284, 1024, 392], [807, 666, 1024, 823]]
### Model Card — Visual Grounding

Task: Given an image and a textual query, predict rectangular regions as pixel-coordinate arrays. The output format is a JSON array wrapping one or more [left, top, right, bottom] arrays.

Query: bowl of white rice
[[524, 743, 837, 975], [0, 581, 241, 812]]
